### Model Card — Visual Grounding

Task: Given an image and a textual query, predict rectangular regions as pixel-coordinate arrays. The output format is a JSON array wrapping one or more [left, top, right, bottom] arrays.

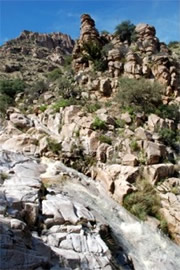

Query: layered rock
[[124, 52, 142, 78], [135, 23, 159, 55], [80, 14, 101, 44], [73, 14, 102, 72]]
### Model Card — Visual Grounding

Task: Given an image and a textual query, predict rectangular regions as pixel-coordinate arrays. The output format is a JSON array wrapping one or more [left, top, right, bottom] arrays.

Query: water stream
[[49, 161, 180, 270]]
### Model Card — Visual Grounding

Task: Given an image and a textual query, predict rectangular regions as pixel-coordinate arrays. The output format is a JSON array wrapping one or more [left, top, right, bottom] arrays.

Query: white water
[[49, 161, 180, 270]]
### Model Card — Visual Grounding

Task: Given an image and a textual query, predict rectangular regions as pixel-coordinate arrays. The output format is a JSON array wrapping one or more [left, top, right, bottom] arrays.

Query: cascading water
[[48, 160, 180, 270], [1, 150, 180, 270]]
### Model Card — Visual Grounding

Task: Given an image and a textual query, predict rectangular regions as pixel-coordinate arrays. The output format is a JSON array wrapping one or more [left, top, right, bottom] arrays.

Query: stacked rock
[[135, 23, 159, 55]]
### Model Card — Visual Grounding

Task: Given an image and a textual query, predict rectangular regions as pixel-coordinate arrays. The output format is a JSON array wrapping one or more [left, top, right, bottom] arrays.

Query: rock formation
[[0, 30, 74, 82], [73, 14, 103, 72], [72, 16, 179, 97], [135, 23, 159, 55]]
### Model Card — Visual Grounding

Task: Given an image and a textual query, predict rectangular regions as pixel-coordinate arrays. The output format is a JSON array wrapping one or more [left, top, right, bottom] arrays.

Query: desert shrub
[[25, 80, 48, 104], [47, 138, 61, 154], [52, 98, 76, 112], [101, 43, 114, 57], [57, 76, 81, 99], [130, 139, 140, 152], [85, 102, 101, 113], [115, 119, 126, 128], [39, 104, 48, 112], [31, 80, 48, 94], [138, 149, 147, 165], [0, 94, 13, 115], [83, 41, 102, 61], [114, 20, 136, 44], [168, 41, 179, 48], [99, 135, 112, 145], [158, 128, 177, 147], [93, 59, 108, 72], [82, 41, 108, 72], [123, 180, 161, 220], [0, 79, 25, 115], [48, 68, 62, 81], [0, 171, 9, 183], [0, 79, 25, 98], [123, 179, 169, 234], [116, 77, 163, 114], [92, 117, 107, 130], [63, 55, 73, 67], [155, 104, 179, 123]]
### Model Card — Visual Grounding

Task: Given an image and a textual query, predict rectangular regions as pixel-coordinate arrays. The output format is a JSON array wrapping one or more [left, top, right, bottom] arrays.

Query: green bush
[[63, 55, 73, 67], [83, 41, 102, 61], [123, 179, 169, 234], [94, 59, 108, 72], [114, 20, 136, 44], [130, 139, 140, 152], [0, 79, 25, 98], [92, 117, 107, 130], [57, 76, 81, 99], [82, 41, 108, 72], [85, 102, 101, 113], [39, 104, 48, 112], [48, 68, 62, 81], [0, 94, 13, 115], [52, 98, 74, 112], [99, 135, 112, 145], [168, 41, 179, 48], [158, 128, 177, 147], [25, 80, 48, 104], [115, 119, 126, 128], [0, 79, 25, 115], [116, 77, 163, 114], [123, 180, 161, 220], [31, 80, 48, 94], [155, 104, 179, 123]]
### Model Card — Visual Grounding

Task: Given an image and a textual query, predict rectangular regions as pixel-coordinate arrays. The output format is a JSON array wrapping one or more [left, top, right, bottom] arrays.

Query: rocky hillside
[[0, 14, 180, 270], [0, 30, 74, 82]]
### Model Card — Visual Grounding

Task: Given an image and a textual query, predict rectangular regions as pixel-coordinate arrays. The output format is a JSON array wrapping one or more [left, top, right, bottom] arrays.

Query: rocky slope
[[0, 13, 180, 270], [0, 30, 74, 82]]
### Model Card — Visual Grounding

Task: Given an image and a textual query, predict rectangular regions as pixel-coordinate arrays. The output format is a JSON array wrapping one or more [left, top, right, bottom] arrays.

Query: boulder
[[100, 78, 112, 96], [143, 141, 166, 165], [122, 154, 138, 166], [143, 163, 174, 184], [10, 113, 33, 129]]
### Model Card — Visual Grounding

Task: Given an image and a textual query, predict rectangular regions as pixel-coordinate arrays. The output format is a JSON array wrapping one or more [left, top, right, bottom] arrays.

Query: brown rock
[[143, 141, 166, 165], [143, 163, 174, 184], [122, 154, 138, 166]]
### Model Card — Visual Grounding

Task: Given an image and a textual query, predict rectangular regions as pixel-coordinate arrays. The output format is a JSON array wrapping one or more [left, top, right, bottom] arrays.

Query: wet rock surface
[[0, 150, 134, 270]]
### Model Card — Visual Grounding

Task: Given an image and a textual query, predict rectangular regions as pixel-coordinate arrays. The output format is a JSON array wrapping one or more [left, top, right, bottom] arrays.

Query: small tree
[[82, 41, 108, 72], [115, 20, 136, 44]]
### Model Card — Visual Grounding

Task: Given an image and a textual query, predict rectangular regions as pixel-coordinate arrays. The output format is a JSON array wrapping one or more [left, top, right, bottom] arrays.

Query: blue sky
[[0, 0, 179, 45]]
